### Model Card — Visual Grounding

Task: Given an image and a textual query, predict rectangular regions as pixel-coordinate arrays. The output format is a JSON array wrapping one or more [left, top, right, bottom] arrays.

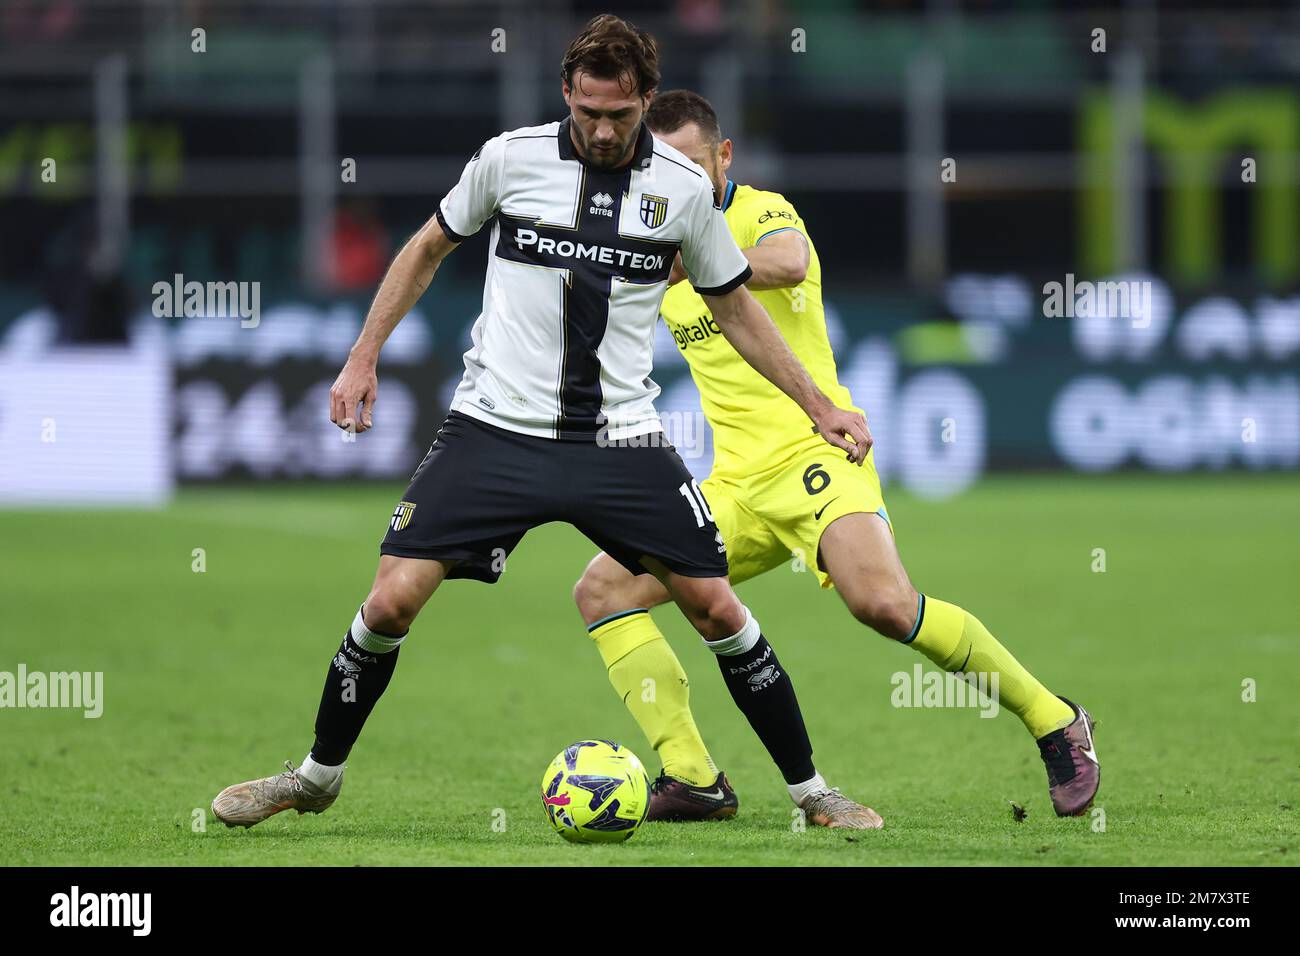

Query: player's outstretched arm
[[329, 214, 458, 433], [703, 284, 871, 464]]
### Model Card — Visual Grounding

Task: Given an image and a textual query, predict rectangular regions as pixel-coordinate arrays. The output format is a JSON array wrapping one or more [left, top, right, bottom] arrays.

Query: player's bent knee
[[847, 588, 918, 641], [572, 572, 611, 624], [362, 589, 420, 636], [679, 586, 745, 641], [573, 563, 634, 626]]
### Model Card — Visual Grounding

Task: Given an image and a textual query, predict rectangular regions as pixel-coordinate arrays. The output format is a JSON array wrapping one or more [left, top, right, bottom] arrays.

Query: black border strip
[[693, 263, 753, 297]]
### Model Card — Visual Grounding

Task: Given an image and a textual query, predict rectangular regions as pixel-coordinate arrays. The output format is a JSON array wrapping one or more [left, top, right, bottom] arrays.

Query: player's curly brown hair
[[561, 14, 660, 97]]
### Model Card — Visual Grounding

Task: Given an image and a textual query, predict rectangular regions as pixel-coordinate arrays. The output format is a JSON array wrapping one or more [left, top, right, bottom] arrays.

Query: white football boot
[[212, 760, 339, 829]]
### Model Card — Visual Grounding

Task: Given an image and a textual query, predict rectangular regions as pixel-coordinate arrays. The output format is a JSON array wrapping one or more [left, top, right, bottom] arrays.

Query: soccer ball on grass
[[540, 739, 649, 843]]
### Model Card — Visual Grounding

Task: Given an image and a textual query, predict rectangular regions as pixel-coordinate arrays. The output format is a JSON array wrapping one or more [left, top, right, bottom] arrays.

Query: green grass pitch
[[2, 474, 1297, 866]]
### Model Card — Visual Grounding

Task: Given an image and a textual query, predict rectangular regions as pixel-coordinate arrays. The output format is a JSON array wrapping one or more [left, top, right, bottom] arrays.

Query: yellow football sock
[[906, 595, 1075, 739], [589, 610, 718, 786]]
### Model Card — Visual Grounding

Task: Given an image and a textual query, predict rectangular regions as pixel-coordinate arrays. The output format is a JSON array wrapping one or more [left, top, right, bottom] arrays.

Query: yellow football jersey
[[660, 181, 859, 481]]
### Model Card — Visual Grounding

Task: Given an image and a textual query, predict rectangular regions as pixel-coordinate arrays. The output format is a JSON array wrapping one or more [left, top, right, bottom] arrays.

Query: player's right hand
[[811, 405, 872, 465], [329, 358, 378, 433]]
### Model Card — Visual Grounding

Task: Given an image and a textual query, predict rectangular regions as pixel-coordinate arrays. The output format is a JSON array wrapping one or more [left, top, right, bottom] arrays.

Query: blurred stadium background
[[3, 0, 1298, 503]]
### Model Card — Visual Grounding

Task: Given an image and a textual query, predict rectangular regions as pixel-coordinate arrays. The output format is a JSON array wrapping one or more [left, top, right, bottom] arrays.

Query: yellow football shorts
[[701, 441, 891, 589]]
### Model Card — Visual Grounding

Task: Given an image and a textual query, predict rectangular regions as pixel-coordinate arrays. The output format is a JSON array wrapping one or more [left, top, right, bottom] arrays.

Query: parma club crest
[[390, 501, 417, 532], [639, 194, 668, 229]]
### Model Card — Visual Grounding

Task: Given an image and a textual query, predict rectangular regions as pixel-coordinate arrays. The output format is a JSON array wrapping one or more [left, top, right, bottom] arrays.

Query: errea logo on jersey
[[589, 192, 614, 217]]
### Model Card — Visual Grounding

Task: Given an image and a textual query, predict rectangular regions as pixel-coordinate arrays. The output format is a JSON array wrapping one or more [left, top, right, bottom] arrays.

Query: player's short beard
[[573, 122, 633, 169]]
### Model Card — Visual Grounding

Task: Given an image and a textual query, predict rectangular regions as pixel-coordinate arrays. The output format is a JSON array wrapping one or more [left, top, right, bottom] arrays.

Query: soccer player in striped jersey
[[573, 90, 1100, 825], [210, 17, 881, 833]]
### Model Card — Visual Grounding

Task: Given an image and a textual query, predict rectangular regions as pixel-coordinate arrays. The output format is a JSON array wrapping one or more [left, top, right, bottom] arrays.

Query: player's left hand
[[811, 406, 872, 465]]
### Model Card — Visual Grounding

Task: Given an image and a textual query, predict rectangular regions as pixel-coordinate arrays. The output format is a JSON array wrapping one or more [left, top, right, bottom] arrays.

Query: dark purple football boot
[[1036, 697, 1100, 816], [646, 771, 738, 822]]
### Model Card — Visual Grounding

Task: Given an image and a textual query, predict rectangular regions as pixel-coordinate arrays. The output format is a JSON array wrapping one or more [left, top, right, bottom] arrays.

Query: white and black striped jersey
[[435, 117, 752, 441]]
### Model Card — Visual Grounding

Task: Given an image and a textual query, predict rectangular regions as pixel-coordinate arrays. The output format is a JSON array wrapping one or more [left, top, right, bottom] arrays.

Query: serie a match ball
[[540, 739, 650, 844]]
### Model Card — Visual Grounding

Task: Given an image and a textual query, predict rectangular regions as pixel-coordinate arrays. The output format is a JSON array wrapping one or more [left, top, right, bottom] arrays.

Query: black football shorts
[[379, 411, 729, 584]]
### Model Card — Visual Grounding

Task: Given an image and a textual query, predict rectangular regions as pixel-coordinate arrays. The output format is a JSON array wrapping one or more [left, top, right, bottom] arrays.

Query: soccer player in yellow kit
[[573, 91, 1101, 827]]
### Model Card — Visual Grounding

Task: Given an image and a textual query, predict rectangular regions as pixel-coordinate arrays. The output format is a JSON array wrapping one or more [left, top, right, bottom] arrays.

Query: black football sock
[[705, 607, 816, 785], [309, 606, 405, 766]]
